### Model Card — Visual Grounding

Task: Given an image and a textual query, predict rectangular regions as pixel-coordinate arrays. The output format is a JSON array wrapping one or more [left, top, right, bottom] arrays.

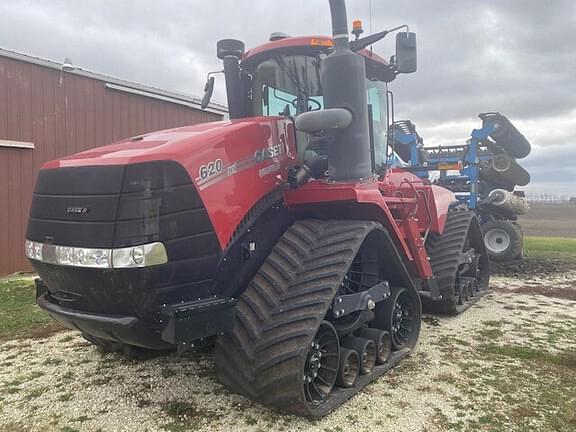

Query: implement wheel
[[482, 220, 523, 262]]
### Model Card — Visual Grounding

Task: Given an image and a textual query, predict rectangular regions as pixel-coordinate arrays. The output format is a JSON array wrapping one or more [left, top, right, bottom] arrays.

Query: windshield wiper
[[274, 55, 309, 101]]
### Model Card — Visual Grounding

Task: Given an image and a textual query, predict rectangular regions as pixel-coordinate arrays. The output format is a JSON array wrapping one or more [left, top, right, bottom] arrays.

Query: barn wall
[[0, 55, 223, 275]]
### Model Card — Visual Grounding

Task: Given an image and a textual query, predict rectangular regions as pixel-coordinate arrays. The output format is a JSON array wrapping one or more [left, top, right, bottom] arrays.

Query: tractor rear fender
[[384, 170, 456, 236], [285, 182, 413, 259], [428, 185, 457, 235], [284, 180, 438, 279]]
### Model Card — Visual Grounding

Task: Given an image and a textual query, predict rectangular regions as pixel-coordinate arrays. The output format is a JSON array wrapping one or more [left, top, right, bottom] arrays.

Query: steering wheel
[[291, 97, 322, 112]]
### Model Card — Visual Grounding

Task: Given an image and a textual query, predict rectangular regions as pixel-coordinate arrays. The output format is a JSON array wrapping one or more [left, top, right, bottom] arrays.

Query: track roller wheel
[[343, 336, 376, 375], [359, 328, 391, 364], [380, 287, 420, 350], [303, 321, 340, 405], [336, 348, 360, 388]]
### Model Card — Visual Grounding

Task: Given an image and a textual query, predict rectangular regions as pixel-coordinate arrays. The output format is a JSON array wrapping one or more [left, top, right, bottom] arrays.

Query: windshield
[[251, 55, 323, 117], [249, 54, 388, 170]]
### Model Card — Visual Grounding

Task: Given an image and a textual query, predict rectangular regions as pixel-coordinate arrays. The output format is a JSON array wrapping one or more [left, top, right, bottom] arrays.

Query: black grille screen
[[27, 161, 222, 318]]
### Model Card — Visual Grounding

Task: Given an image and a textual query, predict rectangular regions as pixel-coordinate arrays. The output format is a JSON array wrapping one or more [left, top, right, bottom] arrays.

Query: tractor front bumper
[[35, 279, 237, 350]]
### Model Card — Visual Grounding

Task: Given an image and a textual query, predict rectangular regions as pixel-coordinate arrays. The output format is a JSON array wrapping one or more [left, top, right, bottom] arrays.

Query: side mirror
[[200, 76, 215, 109], [295, 108, 352, 133], [395, 32, 417, 74]]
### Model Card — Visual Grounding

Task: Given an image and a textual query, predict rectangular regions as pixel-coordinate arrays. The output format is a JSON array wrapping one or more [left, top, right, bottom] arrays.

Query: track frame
[[215, 219, 422, 417], [422, 210, 490, 314]]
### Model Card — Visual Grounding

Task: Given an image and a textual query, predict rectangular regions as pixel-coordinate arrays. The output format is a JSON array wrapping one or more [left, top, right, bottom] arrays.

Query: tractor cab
[[202, 30, 416, 175], [246, 37, 390, 170]]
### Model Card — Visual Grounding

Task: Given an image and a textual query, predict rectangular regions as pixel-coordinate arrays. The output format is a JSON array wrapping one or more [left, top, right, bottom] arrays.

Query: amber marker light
[[352, 19, 364, 39]]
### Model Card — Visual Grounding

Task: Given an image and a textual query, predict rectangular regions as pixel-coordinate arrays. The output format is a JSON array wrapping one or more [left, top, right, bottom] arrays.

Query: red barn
[[0, 47, 227, 275]]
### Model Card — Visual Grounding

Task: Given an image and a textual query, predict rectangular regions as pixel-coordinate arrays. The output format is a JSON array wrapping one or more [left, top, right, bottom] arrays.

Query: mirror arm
[[350, 24, 409, 52]]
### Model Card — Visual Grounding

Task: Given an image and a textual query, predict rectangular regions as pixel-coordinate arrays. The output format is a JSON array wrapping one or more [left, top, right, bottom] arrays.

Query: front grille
[[27, 161, 222, 320]]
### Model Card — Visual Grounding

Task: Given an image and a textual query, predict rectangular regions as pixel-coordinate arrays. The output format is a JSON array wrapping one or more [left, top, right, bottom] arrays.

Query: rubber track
[[215, 220, 380, 417], [424, 211, 489, 314]]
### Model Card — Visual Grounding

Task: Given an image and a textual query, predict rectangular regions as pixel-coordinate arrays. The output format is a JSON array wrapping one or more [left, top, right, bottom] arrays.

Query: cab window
[[251, 55, 323, 118], [366, 80, 388, 172], [261, 86, 324, 117]]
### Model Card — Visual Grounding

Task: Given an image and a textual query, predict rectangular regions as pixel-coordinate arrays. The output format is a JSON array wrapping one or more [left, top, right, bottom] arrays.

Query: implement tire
[[481, 220, 523, 262]]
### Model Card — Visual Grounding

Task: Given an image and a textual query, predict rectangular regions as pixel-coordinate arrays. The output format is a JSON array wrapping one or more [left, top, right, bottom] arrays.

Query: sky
[[1, 0, 575, 195]]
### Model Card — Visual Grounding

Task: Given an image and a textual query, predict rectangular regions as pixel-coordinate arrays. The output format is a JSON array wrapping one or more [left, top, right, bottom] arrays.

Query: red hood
[[38, 116, 298, 249], [43, 119, 257, 169]]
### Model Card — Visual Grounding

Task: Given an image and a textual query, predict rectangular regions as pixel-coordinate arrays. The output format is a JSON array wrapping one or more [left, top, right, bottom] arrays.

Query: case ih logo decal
[[66, 207, 90, 214], [254, 142, 285, 163], [195, 135, 288, 191]]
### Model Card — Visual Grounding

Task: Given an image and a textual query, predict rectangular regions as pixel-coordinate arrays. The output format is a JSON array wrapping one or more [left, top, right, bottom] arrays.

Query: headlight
[[25, 240, 167, 269], [112, 243, 168, 268], [26, 240, 43, 261], [55, 246, 111, 268]]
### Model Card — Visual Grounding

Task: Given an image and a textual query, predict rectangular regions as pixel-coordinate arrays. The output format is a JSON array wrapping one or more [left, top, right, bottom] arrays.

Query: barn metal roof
[[0, 46, 228, 116]]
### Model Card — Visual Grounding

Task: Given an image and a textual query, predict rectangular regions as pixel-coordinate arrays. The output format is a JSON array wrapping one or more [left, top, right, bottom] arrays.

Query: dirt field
[[1, 266, 575, 432], [519, 203, 576, 238]]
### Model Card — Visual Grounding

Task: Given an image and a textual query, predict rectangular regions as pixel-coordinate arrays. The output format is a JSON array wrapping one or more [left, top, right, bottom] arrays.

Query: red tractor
[[26, 0, 489, 417]]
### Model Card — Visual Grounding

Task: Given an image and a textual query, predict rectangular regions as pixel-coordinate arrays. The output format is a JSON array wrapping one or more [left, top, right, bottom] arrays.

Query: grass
[[25, 386, 48, 400], [57, 392, 74, 402], [0, 277, 62, 340], [444, 322, 576, 431], [524, 236, 576, 260], [479, 344, 576, 369]]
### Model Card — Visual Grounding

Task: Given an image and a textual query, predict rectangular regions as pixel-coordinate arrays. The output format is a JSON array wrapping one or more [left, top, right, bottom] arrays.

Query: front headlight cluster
[[25, 240, 168, 269]]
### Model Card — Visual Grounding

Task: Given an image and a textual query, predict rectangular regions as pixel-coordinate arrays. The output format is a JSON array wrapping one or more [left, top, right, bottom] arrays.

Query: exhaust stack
[[323, 0, 372, 181]]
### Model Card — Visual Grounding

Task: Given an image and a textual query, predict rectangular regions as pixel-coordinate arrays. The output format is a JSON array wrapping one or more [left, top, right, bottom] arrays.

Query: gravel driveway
[[1, 272, 575, 432]]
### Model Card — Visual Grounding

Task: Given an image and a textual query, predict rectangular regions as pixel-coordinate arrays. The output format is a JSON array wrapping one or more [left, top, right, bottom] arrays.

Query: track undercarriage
[[423, 211, 490, 314], [215, 219, 421, 417]]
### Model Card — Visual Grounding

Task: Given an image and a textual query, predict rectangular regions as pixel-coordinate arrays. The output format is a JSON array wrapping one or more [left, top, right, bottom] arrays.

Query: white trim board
[[104, 83, 226, 116], [0, 139, 35, 149]]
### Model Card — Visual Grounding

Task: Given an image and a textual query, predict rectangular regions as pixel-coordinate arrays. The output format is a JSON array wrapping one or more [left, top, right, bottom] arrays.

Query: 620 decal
[[199, 159, 224, 180]]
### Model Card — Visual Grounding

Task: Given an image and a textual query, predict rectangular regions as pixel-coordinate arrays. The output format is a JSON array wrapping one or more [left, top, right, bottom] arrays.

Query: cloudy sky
[[1, 0, 575, 195]]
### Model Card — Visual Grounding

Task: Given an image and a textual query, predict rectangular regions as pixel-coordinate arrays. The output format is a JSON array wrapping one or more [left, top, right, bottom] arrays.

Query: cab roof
[[242, 35, 388, 66]]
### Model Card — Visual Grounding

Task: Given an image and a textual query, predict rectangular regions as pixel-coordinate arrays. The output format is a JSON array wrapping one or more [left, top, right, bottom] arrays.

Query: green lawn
[[0, 277, 62, 340], [524, 236, 576, 260]]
